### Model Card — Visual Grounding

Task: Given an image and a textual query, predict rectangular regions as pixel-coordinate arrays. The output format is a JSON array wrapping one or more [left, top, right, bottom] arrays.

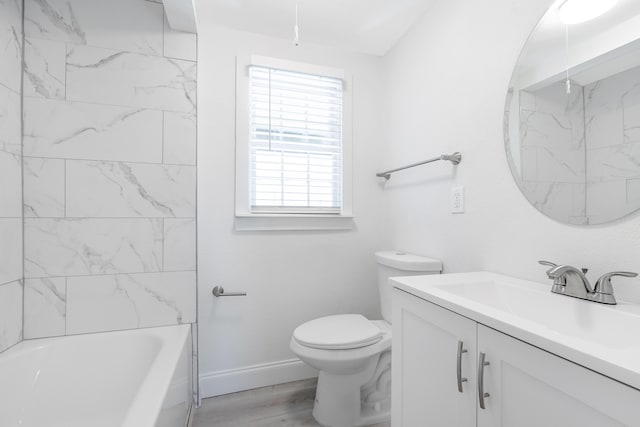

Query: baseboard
[[199, 358, 318, 398]]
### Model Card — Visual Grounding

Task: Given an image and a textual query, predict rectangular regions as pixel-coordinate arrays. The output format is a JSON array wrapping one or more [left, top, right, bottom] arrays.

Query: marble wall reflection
[[519, 80, 587, 224], [518, 64, 640, 224], [585, 66, 640, 223], [22, 0, 197, 338], [0, 0, 24, 353]]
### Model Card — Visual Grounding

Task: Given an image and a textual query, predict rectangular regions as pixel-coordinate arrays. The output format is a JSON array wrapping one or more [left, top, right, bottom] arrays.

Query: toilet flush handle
[[212, 286, 247, 297]]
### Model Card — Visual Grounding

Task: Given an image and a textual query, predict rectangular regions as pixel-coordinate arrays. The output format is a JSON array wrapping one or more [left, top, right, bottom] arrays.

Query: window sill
[[234, 214, 355, 231]]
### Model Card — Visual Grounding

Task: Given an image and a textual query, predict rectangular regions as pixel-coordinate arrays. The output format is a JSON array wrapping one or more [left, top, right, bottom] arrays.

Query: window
[[249, 66, 343, 213], [236, 56, 353, 230]]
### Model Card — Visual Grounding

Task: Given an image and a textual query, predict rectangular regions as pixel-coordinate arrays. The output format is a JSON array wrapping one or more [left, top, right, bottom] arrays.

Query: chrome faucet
[[538, 261, 637, 305], [546, 264, 593, 299]]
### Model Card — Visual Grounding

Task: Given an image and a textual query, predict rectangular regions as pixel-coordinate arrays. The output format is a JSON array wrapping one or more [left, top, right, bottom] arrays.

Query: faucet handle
[[592, 271, 638, 305], [538, 261, 567, 291], [538, 260, 558, 268], [594, 271, 638, 294], [538, 260, 559, 277]]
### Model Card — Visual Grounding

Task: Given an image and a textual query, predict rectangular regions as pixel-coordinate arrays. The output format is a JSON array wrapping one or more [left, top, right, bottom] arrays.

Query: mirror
[[505, 0, 640, 225]]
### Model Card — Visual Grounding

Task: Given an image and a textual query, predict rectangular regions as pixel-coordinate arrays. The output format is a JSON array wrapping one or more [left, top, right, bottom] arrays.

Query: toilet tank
[[375, 251, 442, 323]]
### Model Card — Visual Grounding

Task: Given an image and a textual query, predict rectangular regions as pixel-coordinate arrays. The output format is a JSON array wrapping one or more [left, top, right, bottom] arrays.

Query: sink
[[437, 280, 638, 349], [391, 271, 640, 390]]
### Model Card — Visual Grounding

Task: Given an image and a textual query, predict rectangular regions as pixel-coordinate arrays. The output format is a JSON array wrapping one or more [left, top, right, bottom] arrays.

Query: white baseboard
[[199, 358, 318, 398]]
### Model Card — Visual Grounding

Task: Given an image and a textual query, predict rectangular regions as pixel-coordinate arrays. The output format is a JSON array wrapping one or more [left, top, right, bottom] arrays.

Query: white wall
[[383, 0, 640, 304], [196, 20, 389, 396]]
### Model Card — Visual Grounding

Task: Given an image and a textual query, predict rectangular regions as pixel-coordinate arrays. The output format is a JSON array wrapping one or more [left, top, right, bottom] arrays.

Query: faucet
[[538, 261, 637, 305], [546, 264, 593, 299]]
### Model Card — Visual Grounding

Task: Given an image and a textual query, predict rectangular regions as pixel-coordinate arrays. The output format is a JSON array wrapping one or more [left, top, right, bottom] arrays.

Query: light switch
[[451, 186, 464, 214]]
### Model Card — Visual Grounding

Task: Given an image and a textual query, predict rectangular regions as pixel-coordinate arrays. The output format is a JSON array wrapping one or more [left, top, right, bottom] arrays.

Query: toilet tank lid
[[375, 251, 442, 272]]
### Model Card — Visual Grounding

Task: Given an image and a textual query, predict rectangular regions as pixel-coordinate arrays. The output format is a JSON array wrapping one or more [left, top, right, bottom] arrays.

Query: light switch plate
[[451, 186, 464, 213]]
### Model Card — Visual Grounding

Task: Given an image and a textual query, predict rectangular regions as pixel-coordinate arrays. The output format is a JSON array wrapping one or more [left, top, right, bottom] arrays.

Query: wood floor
[[192, 378, 391, 427]]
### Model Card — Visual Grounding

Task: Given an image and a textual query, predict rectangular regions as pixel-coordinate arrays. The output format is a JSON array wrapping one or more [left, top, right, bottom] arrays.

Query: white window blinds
[[248, 65, 343, 214]]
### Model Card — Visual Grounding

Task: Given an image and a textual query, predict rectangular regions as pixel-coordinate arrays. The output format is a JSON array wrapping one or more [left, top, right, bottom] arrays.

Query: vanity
[[388, 0, 640, 422], [391, 272, 640, 427]]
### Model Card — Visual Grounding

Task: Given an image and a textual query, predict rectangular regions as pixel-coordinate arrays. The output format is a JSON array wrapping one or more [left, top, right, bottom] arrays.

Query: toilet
[[290, 251, 442, 427]]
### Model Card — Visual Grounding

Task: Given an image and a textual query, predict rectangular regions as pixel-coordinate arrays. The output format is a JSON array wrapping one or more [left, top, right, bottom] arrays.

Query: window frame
[[235, 55, 354, 231]]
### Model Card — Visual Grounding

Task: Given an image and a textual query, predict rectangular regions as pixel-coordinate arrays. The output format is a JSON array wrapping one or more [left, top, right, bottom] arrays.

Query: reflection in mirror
[[505, 0, 640, 225]]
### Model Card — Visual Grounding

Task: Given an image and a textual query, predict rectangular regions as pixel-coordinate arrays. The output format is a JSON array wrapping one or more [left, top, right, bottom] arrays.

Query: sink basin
[[391, 272, 640, 390], [437, 280, 638, 349]]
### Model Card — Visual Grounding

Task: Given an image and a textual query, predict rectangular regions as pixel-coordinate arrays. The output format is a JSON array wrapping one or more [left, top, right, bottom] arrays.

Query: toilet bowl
[[290, 251, 442, 427], [291, 317, 392, 427]]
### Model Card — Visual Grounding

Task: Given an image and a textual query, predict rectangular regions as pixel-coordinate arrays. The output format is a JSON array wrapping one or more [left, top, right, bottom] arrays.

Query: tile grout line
[[24, 268, 197, 281], [22, 154, 195, 168], [162, 217, 165, 272], [162, 5, 166, 59], [20, 0, 27, 345], [162, 110, 165, 164], [64, 276, 68, 336], [23, 34, 196, 64], [24, 217, 195, 220], [23, 93, 197, 115], [63, 159, 67, 217], [194, 26, 200, 403]]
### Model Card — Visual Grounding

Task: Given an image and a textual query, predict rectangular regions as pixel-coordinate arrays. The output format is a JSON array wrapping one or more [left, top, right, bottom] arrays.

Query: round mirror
[[505, 0, 640, 225]]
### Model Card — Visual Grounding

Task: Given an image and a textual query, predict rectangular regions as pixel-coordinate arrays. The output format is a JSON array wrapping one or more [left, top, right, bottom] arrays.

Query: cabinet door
[[477, 325, 640, 427], [392, 289, 476, 427]]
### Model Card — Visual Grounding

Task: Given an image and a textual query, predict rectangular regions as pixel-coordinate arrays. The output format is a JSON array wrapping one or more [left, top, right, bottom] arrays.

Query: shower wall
[[21, 0, 198, 338], [0, 0, 23, 353]]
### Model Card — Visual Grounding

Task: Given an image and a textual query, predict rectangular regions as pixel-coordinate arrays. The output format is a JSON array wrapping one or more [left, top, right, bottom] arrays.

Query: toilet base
[[312, 350, 391, 427]]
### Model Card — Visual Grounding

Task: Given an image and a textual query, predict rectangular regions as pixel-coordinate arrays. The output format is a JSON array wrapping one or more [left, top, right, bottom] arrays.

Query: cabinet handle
[[456, 340, 468, 393], [478, 352, 490, 409]]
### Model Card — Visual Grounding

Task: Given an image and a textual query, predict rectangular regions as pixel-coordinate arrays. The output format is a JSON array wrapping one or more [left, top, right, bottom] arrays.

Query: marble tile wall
[[519, 81, 587, 224], [0, 0, 24, 353], [585, 65, 640, 223], [519, 65, 640, 224], [22, 0, 197, 339]]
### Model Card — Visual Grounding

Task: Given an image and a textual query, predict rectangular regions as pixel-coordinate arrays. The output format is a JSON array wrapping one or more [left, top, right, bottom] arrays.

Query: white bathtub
[[0, 324, 192, 427]]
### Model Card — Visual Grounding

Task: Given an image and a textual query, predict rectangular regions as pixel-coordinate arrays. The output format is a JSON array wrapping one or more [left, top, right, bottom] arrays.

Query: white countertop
[[391, 271, 640, 391]]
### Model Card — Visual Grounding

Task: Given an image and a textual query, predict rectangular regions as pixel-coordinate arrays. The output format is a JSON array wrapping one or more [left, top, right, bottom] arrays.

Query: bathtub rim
[[121, 324, 192, 427], [1, 324, 192, 427]]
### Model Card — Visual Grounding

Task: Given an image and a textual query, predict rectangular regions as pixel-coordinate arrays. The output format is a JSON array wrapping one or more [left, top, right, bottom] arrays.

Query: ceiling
[[513, 0, 640, 90], [525, 0, 640, 55], [195, 0, 436, 56]]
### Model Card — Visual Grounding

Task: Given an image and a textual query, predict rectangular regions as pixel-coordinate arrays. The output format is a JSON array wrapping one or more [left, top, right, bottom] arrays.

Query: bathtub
[[0, 324, 192, 427]]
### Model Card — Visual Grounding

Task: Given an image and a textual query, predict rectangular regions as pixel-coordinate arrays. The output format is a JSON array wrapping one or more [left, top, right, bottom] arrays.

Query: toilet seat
[[293, 314, 383, 350], [290, 320, 392, 375]]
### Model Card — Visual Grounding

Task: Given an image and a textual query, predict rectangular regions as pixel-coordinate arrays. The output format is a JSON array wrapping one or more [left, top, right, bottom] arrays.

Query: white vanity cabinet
[[477, 325, 639, 427], [392, 288, 477, 427], [392, 287, 640, 427]]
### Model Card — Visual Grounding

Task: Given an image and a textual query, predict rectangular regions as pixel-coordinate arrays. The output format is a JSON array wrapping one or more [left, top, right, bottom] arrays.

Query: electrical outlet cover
[[451, 186, 464, 213]]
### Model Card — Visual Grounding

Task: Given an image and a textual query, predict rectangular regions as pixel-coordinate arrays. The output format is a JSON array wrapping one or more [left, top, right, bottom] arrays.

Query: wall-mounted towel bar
[[376, 152, 462, 180]]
